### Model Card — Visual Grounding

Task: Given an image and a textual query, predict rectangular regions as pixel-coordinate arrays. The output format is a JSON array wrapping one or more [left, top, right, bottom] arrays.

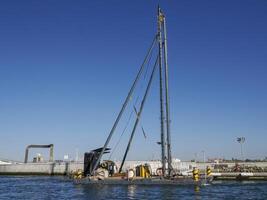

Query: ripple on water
[[0, 176, 267, 200]]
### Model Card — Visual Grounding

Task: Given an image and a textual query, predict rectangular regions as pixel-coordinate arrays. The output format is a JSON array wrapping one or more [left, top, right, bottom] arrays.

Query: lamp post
[[202, 150, 206, 182], [237, 137, 245, 161]]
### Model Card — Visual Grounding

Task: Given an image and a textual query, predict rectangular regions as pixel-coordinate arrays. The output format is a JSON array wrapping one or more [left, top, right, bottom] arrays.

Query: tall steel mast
[[162, 11, 172, 174], [90, 7, 172, 178], [158, 6, 167, 177], [158, 6, 172, 176]]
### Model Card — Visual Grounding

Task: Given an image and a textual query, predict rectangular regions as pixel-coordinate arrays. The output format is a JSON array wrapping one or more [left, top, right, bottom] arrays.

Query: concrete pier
[[1, 160, 267, 176], [0, 162, 83, 175]]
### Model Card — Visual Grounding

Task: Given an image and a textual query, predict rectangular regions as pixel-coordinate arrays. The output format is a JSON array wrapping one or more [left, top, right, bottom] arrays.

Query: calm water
[[0, 176, 267, 199]]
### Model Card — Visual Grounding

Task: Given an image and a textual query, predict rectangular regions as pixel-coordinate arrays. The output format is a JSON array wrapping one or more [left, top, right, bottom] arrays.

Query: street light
[[237, 137, 245, 161], [202, 150, 207, 183]]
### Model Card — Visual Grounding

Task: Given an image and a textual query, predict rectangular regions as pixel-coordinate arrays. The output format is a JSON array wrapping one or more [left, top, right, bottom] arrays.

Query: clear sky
[[0, 0, 266, 162]]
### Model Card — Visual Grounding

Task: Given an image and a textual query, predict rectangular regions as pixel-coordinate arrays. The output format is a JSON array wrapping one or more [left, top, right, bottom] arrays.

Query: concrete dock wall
[[0, 161, 266, 176], [0, 162, 83, 175]]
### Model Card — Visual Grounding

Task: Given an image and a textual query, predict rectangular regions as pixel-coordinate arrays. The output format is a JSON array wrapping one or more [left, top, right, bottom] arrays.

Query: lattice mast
[[158, 6, 172, 176]]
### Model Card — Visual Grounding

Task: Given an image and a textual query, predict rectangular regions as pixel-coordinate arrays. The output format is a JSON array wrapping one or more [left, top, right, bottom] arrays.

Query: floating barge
[[75, 173, 267, 186], [71, 7, 267, 186], [75, 177, 202, 186]]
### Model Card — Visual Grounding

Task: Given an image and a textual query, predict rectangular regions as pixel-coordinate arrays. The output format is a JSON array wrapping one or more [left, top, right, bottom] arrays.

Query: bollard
[[206, 166, 212, 176], [192, 167, 199, 181]]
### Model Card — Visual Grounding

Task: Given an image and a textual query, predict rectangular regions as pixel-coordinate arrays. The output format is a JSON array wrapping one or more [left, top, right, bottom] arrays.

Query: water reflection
[[194, 185, 201, 200], [3, 177, 266, 200], [194, 185, 200, 193], [127, 185, 137, 199]]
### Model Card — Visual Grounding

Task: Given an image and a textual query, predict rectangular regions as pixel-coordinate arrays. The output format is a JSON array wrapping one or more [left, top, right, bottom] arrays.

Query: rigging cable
[[91, 35, 157, 175], [119, 55, 159, 172], [108, 43, 155, 159]]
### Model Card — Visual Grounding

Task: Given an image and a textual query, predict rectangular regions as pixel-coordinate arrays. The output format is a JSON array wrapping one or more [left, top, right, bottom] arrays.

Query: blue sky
[[0, 0, 266, 162]]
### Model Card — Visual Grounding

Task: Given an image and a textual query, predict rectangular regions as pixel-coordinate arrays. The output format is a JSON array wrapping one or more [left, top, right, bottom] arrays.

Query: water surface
[[0, 176, 266, 199]]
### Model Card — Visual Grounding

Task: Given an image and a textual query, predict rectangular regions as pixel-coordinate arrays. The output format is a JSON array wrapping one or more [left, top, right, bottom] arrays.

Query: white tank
[[127, 169, 135, 179]]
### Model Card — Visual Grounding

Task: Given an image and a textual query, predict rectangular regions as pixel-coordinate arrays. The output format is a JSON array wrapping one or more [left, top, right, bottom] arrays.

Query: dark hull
[[74, 177, 212, 186]]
